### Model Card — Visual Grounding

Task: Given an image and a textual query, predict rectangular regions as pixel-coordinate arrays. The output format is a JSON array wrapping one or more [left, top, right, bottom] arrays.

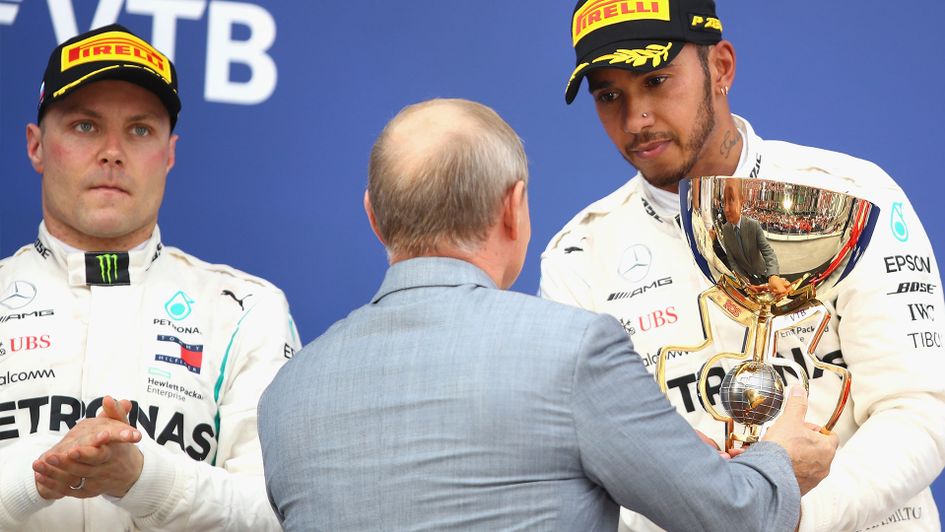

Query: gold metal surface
[[656, 175, 872, 451]]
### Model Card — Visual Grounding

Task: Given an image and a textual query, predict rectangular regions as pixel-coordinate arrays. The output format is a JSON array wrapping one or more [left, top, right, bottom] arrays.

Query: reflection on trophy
[[657, 175, 878, 451]]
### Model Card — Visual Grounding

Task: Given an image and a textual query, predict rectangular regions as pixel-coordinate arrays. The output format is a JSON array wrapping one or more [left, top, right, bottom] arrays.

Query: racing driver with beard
[[541, 1, 945, 530], [0, 25, 300, 530]]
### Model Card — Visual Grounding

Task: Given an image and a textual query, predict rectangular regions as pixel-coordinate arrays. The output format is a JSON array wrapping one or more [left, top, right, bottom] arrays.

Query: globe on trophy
[[656, 175, 878, 451]]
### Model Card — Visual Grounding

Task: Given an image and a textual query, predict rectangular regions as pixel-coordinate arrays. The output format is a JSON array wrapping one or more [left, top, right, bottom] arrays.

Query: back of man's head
[[368, 99, 528, 258]]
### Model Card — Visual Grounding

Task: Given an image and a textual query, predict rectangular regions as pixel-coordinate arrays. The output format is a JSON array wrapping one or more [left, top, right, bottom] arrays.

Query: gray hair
[[368, 98, 528, 258]]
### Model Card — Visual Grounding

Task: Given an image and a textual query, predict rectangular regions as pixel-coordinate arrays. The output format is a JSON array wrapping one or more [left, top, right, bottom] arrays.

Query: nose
[[98, 131, 125, 167], [621, 101, 654, 135]]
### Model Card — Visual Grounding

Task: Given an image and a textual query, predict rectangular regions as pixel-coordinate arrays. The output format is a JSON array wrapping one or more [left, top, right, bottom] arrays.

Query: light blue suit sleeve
[[570, 314, 800, 532]]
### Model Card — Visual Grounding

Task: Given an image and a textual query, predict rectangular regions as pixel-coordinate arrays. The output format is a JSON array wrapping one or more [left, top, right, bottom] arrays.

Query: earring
[[720, 86, 729, 96]]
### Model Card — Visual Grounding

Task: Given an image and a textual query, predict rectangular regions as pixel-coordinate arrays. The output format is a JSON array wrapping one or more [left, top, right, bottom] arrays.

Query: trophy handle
[[798, 302, 851, 433], [810, 357, 851, 433], [767, 357, 810, 394], [771, 300, 851, 433], [697, 350, 750, 423], [656, 287, 751, 452], [656, 288, 718, 394]]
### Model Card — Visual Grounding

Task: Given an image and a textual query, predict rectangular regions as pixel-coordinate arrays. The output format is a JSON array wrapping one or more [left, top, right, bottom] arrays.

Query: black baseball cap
[[565, 0, 723, 104], [37, 24, 181, 129]]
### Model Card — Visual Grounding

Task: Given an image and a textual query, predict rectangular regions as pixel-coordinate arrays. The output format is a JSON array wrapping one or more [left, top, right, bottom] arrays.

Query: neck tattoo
[[719, 128, 740, 160]]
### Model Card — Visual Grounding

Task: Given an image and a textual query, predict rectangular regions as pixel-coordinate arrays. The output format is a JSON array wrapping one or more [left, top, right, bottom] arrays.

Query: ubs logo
[[617, 244, 652, 282], [9, 335, 52, 352], [0, 281, 36, 310]]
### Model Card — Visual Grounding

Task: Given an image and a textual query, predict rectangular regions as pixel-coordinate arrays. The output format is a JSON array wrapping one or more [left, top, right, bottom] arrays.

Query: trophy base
[[730, 426, 763, 446]]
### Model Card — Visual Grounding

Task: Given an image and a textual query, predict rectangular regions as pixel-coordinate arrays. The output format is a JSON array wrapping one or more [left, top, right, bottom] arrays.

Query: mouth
[[89, 184, 129, 196], [628, 139, 672, 160], [625, 135, 673, 160]]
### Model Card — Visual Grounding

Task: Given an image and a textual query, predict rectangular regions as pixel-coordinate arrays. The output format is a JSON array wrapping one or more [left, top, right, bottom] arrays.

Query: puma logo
[[221, 290, 252, 310]]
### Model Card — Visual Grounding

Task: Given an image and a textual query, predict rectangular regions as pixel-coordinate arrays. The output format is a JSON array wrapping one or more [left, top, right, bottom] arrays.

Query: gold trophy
[[657, 175, 878, 451]]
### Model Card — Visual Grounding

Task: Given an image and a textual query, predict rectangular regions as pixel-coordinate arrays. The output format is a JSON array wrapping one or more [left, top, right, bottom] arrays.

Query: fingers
[[67, 444, 115, 466], [778, 386, 809, 423], [53, 420, 141, 453], [727, 446, 746, 459], [33, 457, 93, 500], [34, 470, 97, 500], [34, 407, 144, 502], [118, 399, 133, 417], [34, 471, 68, 500], [103, 426, 142, 444], [99, 395, 131, 424], [802, 422, 838, 449], [694, 429, 721, 451], [35, 427, 141, 480], [34, 439, 145, 501], [34, 453, 95, 480], [85, 427, 136, 447], [40, 426, 140, 470], [74, 427, 136, 448]]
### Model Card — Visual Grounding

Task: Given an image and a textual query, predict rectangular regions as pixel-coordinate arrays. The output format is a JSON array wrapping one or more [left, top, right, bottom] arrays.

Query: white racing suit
[[0, 223, 301, 531], [540, 115, 945, 531]]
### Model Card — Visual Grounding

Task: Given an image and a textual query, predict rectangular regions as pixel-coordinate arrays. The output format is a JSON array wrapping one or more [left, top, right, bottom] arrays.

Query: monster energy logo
[[98, 254, 119, 284], [84, 252, 130, 286]]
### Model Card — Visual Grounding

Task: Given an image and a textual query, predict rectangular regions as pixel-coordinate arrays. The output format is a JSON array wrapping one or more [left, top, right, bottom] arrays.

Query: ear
[[363, 190, 386, 246], [165, 133, 179, 174], [710, 40, 736, 93], [502, 180, 528, 242], [26, 124, 44, 174]]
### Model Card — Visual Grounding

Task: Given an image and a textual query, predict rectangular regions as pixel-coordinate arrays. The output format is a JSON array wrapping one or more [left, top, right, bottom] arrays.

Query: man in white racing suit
[[0, 24, 301, 530], [542, 1, 945, 530]]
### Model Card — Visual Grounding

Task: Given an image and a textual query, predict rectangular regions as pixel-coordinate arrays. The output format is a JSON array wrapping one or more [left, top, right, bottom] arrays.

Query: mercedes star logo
[[617, 244, 652, 283], [0, 280, 37, 310]]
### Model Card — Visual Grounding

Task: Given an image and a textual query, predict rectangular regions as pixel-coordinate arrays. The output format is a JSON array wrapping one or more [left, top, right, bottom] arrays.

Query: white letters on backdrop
[[43, 0, 277, 105]]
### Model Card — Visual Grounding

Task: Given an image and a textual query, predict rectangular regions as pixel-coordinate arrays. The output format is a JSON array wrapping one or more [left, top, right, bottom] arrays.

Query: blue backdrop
[[2, 0, 943, 524]]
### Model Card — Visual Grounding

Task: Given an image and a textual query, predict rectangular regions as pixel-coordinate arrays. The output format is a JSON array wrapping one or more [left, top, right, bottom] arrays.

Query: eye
[[131, 125, 151, 137], [73, 121, 95, 133], [644, 75, 668, 88], [595, 90, 620, 104]]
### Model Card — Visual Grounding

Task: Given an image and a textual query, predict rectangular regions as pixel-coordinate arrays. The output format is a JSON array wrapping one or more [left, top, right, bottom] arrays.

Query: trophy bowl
[[657, 175, 879, 450]]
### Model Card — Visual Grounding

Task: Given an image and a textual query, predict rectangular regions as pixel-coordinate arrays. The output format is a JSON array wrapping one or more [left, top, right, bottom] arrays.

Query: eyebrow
[[59, 106, 103, 119], [127, 113, 161, 123], [587, 63, 680, 93], [587, 78, 613, 93], [59, 107, 161, 123]]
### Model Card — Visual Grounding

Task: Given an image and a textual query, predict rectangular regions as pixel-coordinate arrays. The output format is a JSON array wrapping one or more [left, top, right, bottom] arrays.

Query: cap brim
[[565, 40, 683, 104], [39, 64, 181, 128]]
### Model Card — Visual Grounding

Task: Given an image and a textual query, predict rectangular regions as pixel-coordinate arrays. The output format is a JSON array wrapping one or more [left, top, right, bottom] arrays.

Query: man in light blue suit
[[258, 98, 837, 531]]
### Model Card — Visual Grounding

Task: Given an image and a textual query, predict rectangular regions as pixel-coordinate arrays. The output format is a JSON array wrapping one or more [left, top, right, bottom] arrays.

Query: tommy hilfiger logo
[[154, 335, 203, 374]]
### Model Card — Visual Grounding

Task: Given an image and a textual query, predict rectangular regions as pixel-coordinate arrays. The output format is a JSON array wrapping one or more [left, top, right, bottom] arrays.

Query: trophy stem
[[724, 419, 734, 452], [750, 308, 773, 364]]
